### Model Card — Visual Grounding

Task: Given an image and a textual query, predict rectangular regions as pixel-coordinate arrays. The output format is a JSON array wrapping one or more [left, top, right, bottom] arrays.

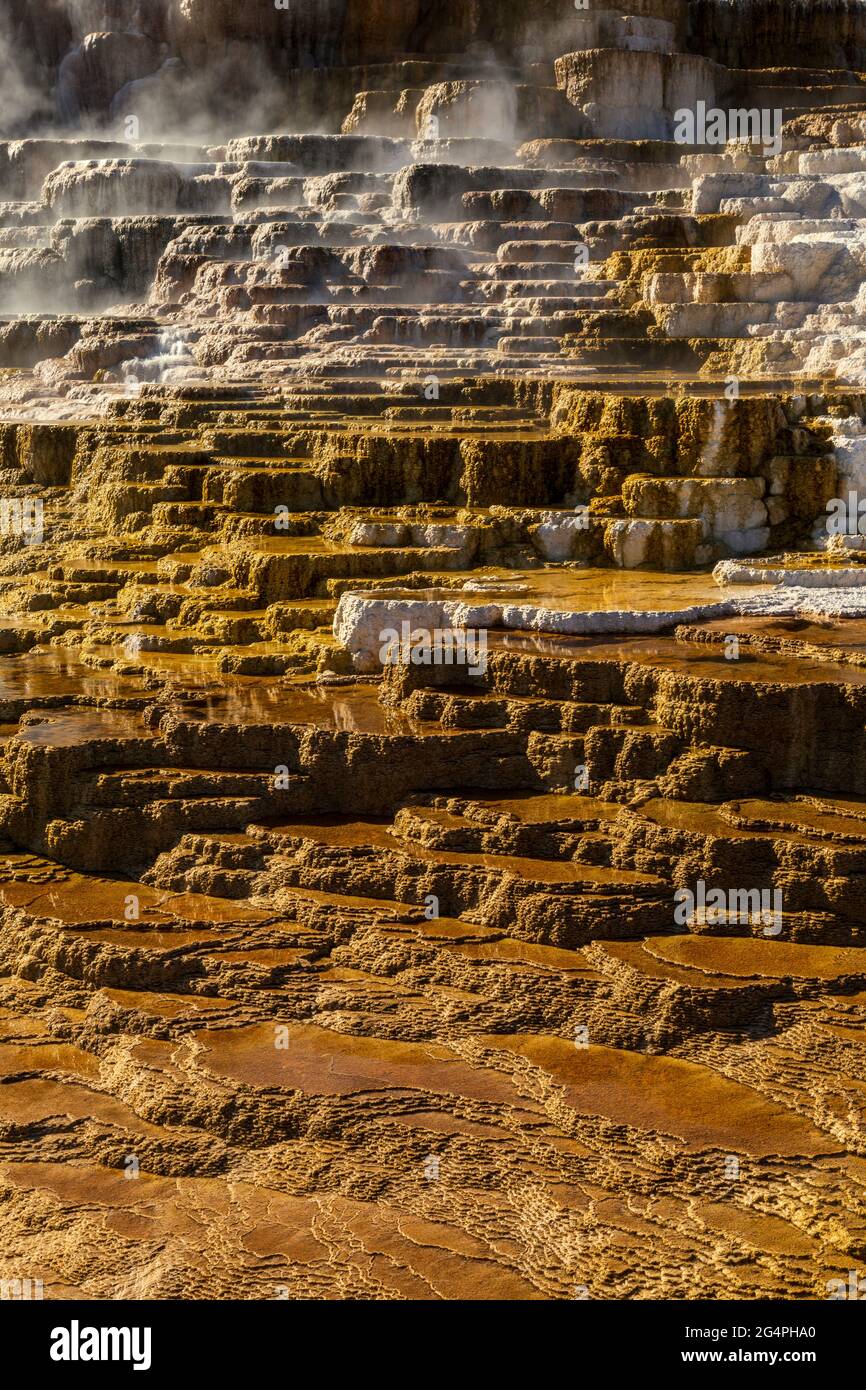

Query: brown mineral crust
[[0, 0, 865, 1305]]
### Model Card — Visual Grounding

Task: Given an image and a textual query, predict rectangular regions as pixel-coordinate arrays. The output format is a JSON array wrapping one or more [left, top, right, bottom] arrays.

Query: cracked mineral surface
[[1, 0, 866, 1303]]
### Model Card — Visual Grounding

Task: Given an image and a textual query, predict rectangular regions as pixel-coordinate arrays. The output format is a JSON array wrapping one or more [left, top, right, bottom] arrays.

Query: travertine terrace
[[1, 0, 866, 1302]]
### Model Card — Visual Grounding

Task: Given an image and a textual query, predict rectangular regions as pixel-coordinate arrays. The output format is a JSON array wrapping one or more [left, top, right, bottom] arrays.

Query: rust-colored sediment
[[1, 0, 866, 1301]]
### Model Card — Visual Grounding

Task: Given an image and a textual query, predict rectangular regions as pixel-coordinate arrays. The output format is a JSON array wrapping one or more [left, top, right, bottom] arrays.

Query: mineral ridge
[[0, 0, 865, 1302]]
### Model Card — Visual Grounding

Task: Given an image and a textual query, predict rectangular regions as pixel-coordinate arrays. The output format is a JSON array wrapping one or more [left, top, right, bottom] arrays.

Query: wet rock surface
[[0, 0, 865, 1302]]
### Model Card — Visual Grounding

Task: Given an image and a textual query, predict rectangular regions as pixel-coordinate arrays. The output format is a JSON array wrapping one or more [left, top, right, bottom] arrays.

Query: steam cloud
[[0, 6, 52, 137]]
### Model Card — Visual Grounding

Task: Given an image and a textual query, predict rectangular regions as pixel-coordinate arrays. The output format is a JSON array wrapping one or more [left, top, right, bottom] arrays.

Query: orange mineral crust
[[0, 0, 866, 1303]]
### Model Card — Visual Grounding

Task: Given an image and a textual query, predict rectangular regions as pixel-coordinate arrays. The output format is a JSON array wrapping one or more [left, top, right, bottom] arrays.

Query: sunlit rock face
[[1, 0, 866, 1306]]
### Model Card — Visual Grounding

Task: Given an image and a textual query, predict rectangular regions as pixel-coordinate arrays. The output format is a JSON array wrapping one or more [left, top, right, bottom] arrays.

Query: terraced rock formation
[[1, 0, 866, 1302]]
